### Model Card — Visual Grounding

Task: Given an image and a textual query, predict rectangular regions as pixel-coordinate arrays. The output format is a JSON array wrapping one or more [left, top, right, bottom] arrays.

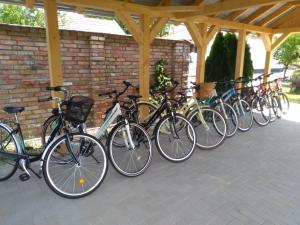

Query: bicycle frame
[[95, 102, 136, 149]]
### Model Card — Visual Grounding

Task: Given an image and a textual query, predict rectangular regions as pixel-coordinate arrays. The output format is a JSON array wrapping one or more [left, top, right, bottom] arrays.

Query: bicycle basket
[[65, 96, 94, 124], [196, 82, 216, 99]]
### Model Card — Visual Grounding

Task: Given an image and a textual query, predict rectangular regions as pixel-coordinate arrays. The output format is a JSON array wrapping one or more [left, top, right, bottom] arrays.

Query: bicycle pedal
[[19, 173, 30, 182]]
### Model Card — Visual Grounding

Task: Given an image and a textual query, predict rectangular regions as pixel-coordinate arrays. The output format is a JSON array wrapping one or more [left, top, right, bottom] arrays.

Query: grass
[[282, 86, 300, 104]]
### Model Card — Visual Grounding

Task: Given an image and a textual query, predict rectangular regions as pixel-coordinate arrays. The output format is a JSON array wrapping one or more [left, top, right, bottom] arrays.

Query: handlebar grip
[[46, 86, 65, 92], [38, 96, 52, 102]]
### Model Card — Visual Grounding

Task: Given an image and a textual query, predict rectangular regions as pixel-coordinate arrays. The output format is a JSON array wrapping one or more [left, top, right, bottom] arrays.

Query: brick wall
[[0, 24, 191, 137]]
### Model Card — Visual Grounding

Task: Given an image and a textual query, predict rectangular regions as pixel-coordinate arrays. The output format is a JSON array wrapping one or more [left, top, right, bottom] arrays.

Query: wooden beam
[[196, 23, 207, 83], [256, 1, 300, 26], [25, 0, 35, 8], [261, 33, 272, 51], [274, 26, 300, 33], [264, 50, 272, 83], [74, 6, 85, 14], [184, 21, 203, 47], [139, 15, 151, 100], [235, 30, 246, 88], [190, 16, 273, 34], [272, 33, 291, 49], [149, 17, 169, 42], [115, 12, 143, 45], [44, 0, 64, 100], [58, 0, 150, 14], [173, 0, 294, 18], [241, 5, 276, 24], [206, 25, 219, 44], [193, 0, 205, 5]]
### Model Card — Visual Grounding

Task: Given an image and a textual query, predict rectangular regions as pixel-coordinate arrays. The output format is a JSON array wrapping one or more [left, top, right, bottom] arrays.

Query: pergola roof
[[1, 0, 300, 34]]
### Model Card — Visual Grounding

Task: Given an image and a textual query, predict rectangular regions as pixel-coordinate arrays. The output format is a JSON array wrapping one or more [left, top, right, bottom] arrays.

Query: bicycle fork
[[121, 120, 136, 150]]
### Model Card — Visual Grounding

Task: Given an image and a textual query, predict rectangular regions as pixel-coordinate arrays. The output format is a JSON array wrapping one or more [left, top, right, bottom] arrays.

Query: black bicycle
[[125, 81, 197, 162], [0, 88, 108, 198]]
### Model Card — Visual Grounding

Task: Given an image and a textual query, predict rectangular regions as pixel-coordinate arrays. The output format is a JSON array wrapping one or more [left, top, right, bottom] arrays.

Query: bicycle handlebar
[[38, 96, 53, 102]]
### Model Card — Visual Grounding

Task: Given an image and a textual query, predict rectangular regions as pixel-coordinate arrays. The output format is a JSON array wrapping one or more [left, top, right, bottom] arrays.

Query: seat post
[[14, 113, 20, 124]]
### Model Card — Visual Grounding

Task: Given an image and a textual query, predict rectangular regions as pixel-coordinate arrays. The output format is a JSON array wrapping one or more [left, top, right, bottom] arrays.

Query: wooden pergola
[[2, 0, 300, 98]]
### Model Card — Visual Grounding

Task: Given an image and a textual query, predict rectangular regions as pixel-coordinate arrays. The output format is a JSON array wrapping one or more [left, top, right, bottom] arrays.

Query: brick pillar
[[89, 35, 106, 126], [172, 42, 190, 88]]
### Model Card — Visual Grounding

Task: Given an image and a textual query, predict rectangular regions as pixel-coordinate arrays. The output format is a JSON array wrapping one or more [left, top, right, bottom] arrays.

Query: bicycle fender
[[0, 122, 23, 155]]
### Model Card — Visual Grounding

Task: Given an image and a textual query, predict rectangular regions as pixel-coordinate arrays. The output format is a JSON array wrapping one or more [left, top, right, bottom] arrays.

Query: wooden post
[[44, 0, 64, 96], [235, 29, 246, 89], [139, 15, 151, 100], [261, 34, 273, 83], [196, 24, 207, 83]]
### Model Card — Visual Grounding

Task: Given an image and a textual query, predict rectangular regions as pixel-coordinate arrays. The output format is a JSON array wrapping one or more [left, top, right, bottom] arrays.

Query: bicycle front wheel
[[155, 113, 196, 162], [108, 122, 152, 177], [0, 124, 18, 181], [43, 133, 108, 199], [188, 107, 227, 149]]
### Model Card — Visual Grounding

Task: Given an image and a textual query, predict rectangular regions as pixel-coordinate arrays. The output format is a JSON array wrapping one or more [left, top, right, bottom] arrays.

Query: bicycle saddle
[[127, 95, 142, 100], [3, 106, 25, 114]]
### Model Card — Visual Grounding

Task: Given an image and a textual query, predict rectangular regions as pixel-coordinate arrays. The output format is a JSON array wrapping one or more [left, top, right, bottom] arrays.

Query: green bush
[[291, 69, 300, 93]]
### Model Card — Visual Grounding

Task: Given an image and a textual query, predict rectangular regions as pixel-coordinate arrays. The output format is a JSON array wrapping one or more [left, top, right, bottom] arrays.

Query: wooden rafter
[[256, 1, 300, 26], [172, 0, 295, 18], [193, 0, 205, 5], [188, 15, 273, 34], [241, 5, 277, 24], [25, 0, 35, 8], [225, 9, 247, 21], [270, 6, 300, 28]]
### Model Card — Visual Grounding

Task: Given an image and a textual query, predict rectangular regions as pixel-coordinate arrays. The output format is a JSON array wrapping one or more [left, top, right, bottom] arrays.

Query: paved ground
[[1, 109, 300, 225]]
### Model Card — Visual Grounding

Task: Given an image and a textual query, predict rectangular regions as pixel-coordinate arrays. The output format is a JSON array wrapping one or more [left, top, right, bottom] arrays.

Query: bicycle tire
[[214, 102, 238, 138], [43, 133, 108, 199], [251, 96, 271, 126], [188, 107, 227, 149], [107, 121, 152, 177], [41, 114, 61, 147], [278, 92, 289, 114], [155, 113, 196, 162], [232, 99, 253, 132], [0, 124, 18, 181]]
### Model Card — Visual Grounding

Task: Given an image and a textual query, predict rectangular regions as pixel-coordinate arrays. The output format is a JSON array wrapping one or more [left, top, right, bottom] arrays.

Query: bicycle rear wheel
[[188, 107, 227, 149], [43, 133, 108, 199], [232, 99, 253, 132], [251, 96, 271, 126], [0, 124, 18, 181], [214, 102, 238, 137], [108, 122, 152, 177], [278, 93, 289, 114], [155, 113, 196, 162]]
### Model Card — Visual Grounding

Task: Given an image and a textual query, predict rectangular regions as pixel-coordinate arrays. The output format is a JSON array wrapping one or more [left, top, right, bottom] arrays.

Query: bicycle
[[97, 86, 152, 177], [217, 79, 253, 132], [0, 89, 108, 198], [171, 82, 228, 149], [126, 81, 197, 162]]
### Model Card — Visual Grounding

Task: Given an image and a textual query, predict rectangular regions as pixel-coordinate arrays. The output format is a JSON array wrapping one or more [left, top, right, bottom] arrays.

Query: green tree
[[0, 4, 45, 27], [205, 32, 254, 89], [273, 33, 300, 76], [205, 32, 231, 83]]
